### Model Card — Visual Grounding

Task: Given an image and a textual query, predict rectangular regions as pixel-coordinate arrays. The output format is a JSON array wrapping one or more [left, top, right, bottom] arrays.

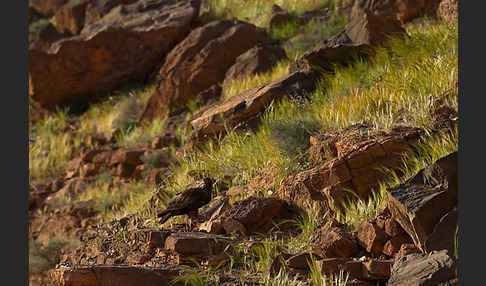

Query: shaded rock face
[[220, 196, 289, 235], [139, 19, 268, 122], [350, 0, 441, 27], [289, 31, 372, 73], [190, 69, 319, 139], [165, 232, 226, 257], [386, 152, 457, 251], [222, 44, 288, 97], [388, 250, 457, 286], [311, 219, 360, 258], [54, 0, 140, 35], [317, 257, 393, 281], [279, 124, 424, 214], [29, 22, 72, 51], [48, 265, 184, 286], [30, 0, 69, 17], [29, 0, 201, 110], [346, 0, 407, 47]]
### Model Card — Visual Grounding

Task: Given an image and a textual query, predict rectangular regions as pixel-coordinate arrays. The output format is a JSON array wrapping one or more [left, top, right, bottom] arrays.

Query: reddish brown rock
[[286, 253, 316, 270], [220, 196, 289, 235], [362, 258, 393, 280], [30, 22, 72, 50], [357, 219, 388, 256], [140, 19, 268, 121], [386, 152, 457, 251], [268, 4, 292, 28], [222, 43, 288, 97], [280, 125, 423, 214], [319, 258, 365, 280], [48, 265, 183, 286], [311, 219, 360, 258], [54, 0, 139, 35], [30, 0, 69, 17], [424, 207, 458, 256], [395, 243, 420, 259], [385, 218, 405, 237], [165, 232, 226, 258], [290, 31, 371, 73], [383, 233, 413, 257], [110, 148, 145, 166], [30, 0, 201, 110], [191, 69, 318, 139]]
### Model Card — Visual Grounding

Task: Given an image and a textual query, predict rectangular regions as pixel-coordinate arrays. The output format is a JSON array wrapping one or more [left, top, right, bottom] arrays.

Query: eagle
[[157, 177, 214, 224]]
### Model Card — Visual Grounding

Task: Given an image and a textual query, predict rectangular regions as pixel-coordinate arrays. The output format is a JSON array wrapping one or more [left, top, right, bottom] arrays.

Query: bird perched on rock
[[157, 177, 214, 224]]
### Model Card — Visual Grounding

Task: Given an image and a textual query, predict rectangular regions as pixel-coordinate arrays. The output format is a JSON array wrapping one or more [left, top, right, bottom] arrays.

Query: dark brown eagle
[[157, 177, 214, 224]]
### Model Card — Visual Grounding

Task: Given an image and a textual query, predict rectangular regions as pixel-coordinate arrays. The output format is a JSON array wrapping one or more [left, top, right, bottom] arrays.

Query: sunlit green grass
[[160, 21, 457, 200], [204, 0, 352, 28]]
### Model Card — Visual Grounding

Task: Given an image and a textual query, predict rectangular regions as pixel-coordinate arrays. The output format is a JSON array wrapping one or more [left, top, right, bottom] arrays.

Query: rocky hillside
[[28, 0, 458, 285]]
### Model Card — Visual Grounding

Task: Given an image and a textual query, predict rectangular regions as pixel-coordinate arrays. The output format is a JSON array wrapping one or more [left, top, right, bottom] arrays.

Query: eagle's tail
[[157, 209, 174, 224]]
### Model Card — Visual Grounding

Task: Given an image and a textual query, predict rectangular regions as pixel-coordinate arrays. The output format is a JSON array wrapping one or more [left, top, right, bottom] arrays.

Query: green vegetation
[[28, 0, 458, 280], [161, 21, 457, 203], [203, 0, 352, 28]]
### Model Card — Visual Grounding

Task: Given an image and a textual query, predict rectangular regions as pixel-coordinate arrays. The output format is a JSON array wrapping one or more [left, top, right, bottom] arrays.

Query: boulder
[[54, 0, 139, 35], [220, 196, 289, 235], [222, 43, 288, 97], [346, 2, 405, 47], [48, 265, 184, 286], [289, 31, 371, 73], [311, 219, 360, 258], [165, 232, 227, 257], [30, 22, 72, 51], [29, 0, 201, 110], [382, 233, 413, 257], [279, 125, 424, 214], [191, 69, 319, 139], [386, 152, 457, 251], [424, 207, 458, 256], [30, 0, 69, 17], [357, 219, 388, 257], [140, 19, 268, 121], [268, 4, 292, 28], [388, 250, 457, 286]]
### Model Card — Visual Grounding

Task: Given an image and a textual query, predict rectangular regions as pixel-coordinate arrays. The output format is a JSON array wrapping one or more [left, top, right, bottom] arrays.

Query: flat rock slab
[[318, 257, 393, 281], [48, 265, 184, 286], [387, 250, 457, 286], [387, 152, 457, 251], [30, 0, 200, 110], [191, 69, 319, 139], [165, 232, 227, 256]]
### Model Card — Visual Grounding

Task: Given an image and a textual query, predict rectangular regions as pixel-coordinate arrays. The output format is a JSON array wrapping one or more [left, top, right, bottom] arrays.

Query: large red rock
[[386, 152, 457, 251], [220, 196, 290, 235], [29, 0, 201, 110], [311, 219, 360, 258], [346, 0, 407, 46], [139, 19, 268, 121], [48, 265, 184, 286], [357, 219, 388, 257], [54, 0, 139, 35], [222, 43, 288, 97], [30, 0, 69, 17], [190, 69, 319, 139], [279, 125, 424, 214]]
